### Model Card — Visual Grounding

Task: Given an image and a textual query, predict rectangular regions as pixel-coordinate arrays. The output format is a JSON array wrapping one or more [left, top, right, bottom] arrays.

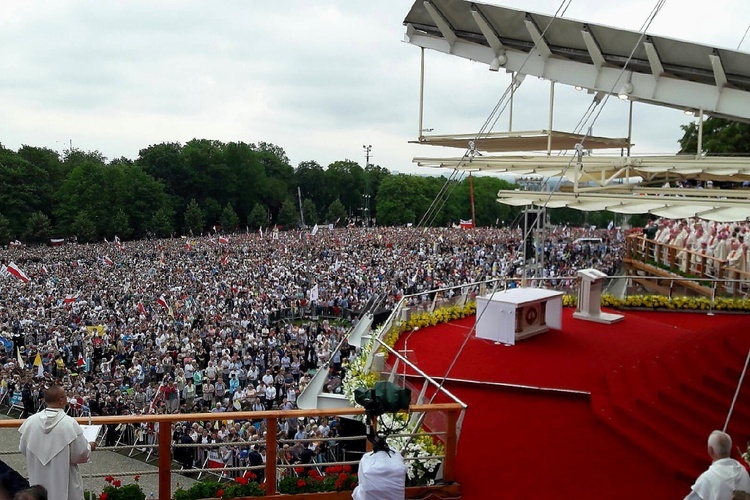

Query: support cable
[[424, 0, 670, 408]]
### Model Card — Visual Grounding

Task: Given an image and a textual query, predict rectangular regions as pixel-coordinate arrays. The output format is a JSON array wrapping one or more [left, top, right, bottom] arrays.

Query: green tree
[[325, 199, 347, 225], [71, 211, 97, 243], [0, 147, 49, 236], [277, 199, 299, 228], [247, 203, 268, 229], [294, 161, 327, 213], [679, 117, 750, 155], [0, 213, 11, 246], [184, 199, 204, 235], [376, 175, 435, 226], [148, 207, 175, 237], [110, 209, 132, 240], [302, 199, 318, 226], [220, 203, 240, 232], [24, 211, 52, 243], [364, 164, 390, 222], [203, 198, 222, 229], [324, 160, 364, 215]]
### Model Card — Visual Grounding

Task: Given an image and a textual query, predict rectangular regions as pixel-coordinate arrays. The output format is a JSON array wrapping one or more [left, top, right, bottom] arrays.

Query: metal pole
[[627, 99, 633, 157], [419, 47, 425, 138], [697, 108, 704, 159], [547, 81, 555, 156], [509, 72, 515, 132], [724, 348, 750, 432]]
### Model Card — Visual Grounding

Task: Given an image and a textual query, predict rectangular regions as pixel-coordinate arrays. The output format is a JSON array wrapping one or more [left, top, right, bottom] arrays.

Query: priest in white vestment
[[19, 385, 96, 500], [686, 430, 750, 500]]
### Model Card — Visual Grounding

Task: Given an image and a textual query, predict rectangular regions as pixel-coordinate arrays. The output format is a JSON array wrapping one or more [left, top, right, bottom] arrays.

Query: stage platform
[[395, 308, 747, 394]]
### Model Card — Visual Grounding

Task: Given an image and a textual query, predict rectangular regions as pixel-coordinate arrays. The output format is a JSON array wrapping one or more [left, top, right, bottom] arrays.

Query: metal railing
[[0, 404, 462, 499]]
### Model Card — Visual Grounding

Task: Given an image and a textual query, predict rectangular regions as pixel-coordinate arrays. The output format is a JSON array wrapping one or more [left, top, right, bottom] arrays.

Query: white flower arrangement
[[342, 327, 444, 485]]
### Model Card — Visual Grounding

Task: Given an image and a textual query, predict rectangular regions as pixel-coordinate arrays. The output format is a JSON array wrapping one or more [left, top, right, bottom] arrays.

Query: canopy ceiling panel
[[411, 131, 630, 152], [496, 190, 750, 221], [607, 202, 667, 214], [650, 205, 711, 219], [696, 207, 750, 223]]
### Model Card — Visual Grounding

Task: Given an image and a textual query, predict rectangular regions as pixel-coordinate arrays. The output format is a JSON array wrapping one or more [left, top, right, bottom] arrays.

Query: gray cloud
[[0, 0, 747, 172]]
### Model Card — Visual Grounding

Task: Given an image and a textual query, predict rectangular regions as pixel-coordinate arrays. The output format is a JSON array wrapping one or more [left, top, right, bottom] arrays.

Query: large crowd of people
[[0, 225, 623, 471]]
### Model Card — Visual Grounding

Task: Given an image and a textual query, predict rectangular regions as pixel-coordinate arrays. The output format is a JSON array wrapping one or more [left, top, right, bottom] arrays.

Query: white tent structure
[[402, 0, 750, 221]]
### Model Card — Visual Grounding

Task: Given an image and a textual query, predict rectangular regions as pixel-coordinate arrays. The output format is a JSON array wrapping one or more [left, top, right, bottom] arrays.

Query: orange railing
[[0, 403, 463, 499]]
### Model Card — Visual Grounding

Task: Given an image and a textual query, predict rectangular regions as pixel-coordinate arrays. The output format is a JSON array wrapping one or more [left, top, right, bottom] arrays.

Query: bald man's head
[[44, 385, 66, 406]]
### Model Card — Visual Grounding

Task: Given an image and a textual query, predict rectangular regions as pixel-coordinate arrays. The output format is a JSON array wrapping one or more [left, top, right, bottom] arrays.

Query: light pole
[[362, 145, 372, 227]]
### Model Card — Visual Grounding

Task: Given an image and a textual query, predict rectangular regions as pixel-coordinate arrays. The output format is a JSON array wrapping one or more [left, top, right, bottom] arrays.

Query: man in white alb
[[685, 430, 750, 500], [19, 385, 97, 500]]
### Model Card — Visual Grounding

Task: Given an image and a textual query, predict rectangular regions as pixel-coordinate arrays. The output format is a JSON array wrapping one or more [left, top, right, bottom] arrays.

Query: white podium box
[[573, 268, 624, 324], [475, 288, 564, 345]]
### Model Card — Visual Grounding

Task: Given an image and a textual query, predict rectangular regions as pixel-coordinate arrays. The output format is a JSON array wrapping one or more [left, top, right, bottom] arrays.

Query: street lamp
[[362, 145, 372, 227]]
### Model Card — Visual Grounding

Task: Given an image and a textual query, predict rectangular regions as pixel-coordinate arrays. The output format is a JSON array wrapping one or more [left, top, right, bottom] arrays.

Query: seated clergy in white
[[18, 385, 96, 500]]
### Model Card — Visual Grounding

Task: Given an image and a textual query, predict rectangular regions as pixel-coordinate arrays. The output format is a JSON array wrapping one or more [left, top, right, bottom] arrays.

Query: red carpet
[[392, 308, 750, 499]]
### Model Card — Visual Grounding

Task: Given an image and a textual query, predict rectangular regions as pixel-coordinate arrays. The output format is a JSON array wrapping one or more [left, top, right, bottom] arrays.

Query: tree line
[[0, 139, 521, 245], [5, 117, 729, 246]]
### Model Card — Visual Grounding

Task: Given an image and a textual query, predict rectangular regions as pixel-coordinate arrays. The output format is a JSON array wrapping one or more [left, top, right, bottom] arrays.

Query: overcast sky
[[1, 0, 748, 176]]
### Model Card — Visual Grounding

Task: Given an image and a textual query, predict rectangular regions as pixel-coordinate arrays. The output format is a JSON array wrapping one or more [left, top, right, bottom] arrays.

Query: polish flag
[[104, 256, 114, 266], [7, 262, 30, 283], [219, 236, 229, 244], [185, 242, 192, 252], [157, 295, 169, 309], [221, 254, 228, 266], [138, 302, 147, 315], [77, 353, 85, 367]]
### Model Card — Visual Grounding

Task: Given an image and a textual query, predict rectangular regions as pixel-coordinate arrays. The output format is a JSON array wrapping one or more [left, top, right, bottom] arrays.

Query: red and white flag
[[138, 302, 147, 315], [459, 219, 475, 229], [221, 254, 228, 266], [184, 242, 192, 252], [7, 262, 30, 283], [64, 294, 79, 304], [104, 256, 114, 266], [114, 236, 125, 252], [157, 295, 169, 309], [77, 353, 85, 367], [219, 236, 229, 244]]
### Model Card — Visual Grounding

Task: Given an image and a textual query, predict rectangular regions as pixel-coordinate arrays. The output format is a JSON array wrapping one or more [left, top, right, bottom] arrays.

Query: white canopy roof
[[496, 191, 750, 222]]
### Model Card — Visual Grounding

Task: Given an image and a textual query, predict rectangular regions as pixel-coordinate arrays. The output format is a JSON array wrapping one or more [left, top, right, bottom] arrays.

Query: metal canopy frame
[[404, 0, 750, 121], [403, 1, 750, 221]]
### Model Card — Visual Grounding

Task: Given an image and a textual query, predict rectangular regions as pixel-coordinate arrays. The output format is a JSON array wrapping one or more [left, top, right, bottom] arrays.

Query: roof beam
[[581, 27, 606, 69], [523, 14, 552, 59], [403, 31, 750, 121], [643, 39, 664, 80], [469, 6, 505, 55], [422, 1, 457, 51], [709, 51, 728, 89]]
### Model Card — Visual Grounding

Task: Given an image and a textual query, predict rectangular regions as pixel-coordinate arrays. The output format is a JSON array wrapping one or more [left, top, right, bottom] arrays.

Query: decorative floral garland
[[563, 294, 750, 311], [342, 302, 476, 485]]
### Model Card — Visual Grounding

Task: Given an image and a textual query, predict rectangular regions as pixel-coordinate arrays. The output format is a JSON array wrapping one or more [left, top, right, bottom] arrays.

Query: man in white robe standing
[[685, 430, 750, 500], [19, 385, 97, 500]]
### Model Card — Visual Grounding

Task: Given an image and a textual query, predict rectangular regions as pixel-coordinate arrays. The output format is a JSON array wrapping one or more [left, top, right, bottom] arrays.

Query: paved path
[[0, 415, 197, 499]]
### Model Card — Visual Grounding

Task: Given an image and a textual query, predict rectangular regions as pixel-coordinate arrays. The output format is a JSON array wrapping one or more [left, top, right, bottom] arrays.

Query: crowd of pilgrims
[[0, 225, 624, 470]]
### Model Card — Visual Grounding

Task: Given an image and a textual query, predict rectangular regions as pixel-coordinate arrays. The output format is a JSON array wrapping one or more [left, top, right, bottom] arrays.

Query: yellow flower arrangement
[[561, 294, 750, 311]]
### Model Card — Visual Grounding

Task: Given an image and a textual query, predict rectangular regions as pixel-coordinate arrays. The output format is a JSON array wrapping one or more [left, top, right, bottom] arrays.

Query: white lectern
[[573, 268, 624, 324], [475, 288, 564, 345]]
